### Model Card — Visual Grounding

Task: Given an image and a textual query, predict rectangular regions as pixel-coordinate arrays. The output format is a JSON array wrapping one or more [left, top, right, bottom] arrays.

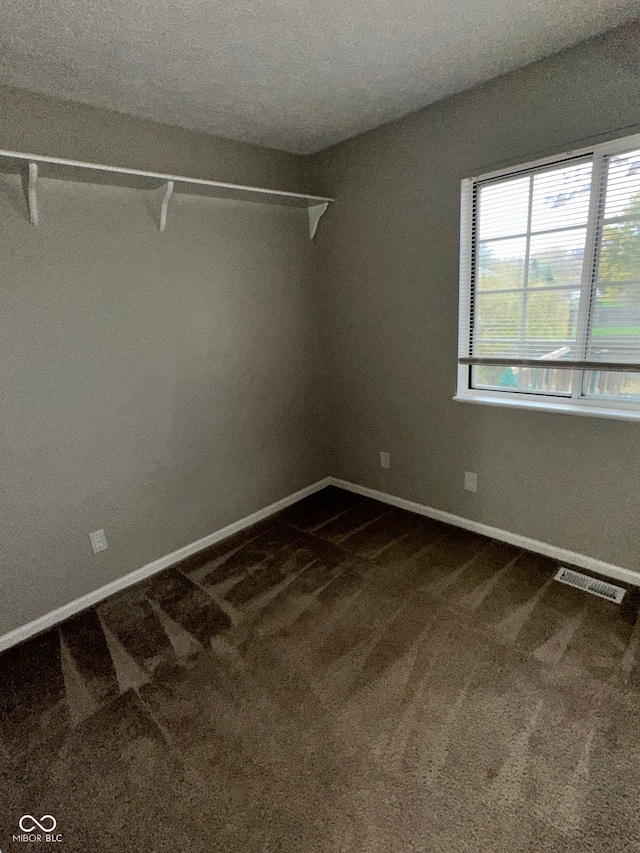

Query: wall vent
[[554, 567, 625, 604]]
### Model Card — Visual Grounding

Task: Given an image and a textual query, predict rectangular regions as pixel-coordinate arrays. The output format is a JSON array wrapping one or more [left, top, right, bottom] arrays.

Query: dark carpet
[[1, 486, 640, 851]]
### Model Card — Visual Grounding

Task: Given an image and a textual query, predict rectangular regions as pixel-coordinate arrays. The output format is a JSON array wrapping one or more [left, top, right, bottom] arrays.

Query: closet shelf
[[0, 148, 333, 239]]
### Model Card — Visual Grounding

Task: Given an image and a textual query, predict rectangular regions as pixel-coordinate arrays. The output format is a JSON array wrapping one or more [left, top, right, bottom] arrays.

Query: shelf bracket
[[308, 201, 329, 240], [158, 180, 174, 232], [21, 162, 38, 226]]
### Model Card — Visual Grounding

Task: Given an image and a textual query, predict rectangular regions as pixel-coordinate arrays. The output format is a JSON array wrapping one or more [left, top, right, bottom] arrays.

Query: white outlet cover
[[380, 451, 391, 469], [89, 529, 108, 554], [464, 472, 477, 492]]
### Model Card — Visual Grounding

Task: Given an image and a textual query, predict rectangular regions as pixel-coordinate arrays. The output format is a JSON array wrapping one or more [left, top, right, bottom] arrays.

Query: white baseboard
[[330, 477, 640, 589], [0, 477, 332, 653], [3, 472, 637, 653]]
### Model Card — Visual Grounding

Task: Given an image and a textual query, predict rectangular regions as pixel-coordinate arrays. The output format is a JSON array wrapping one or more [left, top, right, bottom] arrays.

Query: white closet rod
[[0, 147, 333, 238]]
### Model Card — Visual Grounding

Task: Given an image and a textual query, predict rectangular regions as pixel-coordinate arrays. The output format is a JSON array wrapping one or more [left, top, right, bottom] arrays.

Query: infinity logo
[[19, 815, 57, 833]]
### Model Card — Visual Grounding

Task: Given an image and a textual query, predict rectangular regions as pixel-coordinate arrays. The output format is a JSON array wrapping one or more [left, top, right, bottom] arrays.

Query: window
[[457, 132, 640, 420]]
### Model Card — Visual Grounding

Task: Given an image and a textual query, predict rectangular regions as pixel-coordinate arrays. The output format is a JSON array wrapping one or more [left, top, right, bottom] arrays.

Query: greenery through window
[[458, 133, 640, 412]]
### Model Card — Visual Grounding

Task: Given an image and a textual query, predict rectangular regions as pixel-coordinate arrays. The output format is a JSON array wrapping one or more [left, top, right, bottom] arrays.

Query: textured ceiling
[[0, 0, 638, 155]]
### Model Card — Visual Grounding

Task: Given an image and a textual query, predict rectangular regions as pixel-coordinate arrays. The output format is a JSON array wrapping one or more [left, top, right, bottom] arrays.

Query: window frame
[[456, 131, 640, 422]]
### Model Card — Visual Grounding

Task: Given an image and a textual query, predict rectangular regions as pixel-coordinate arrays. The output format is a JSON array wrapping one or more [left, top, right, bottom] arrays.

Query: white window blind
[[459, 134, 640, 407]]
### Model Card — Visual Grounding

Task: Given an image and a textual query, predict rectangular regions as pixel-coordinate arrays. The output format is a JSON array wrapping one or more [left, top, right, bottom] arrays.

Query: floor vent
[[554, 567, 625, 604]]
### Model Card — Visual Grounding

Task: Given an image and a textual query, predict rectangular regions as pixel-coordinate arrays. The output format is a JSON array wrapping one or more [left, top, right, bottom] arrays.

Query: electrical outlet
[[464, 472, 477, 492], [89, 529, 108, 554], [380, 451, 391, 469]]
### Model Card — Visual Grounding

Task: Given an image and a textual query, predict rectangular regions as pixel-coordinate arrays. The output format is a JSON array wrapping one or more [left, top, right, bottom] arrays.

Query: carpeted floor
[[1, 485, 640, 852]]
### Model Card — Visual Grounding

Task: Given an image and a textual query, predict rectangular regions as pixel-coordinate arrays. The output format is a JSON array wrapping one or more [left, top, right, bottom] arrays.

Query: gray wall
[[0, 98, 325, 636], [0, 84, 309, 191], [310, 21, 640, 571], [2, 21, 640, 637]]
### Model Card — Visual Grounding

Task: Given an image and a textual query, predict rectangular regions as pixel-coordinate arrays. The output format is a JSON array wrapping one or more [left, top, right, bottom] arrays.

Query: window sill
[[453, 391, 640, 422]]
